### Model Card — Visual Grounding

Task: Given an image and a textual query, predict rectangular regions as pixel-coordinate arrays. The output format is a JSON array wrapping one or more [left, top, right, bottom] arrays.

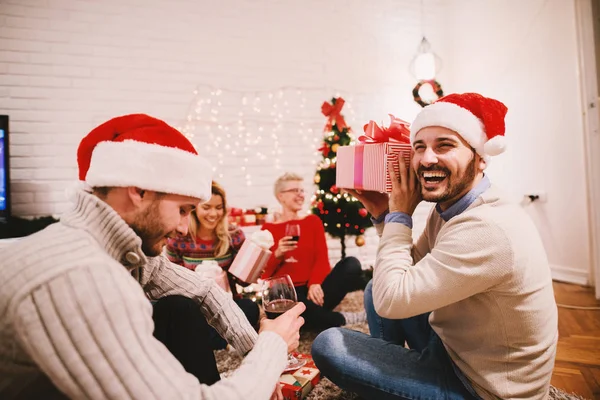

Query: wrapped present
[[242, 209, 257, 226], [336, 114, 412, 193], [228, 207, 244, 226], [279, 353, 321, 400], [194, 260, 231, 294], [228, 230, 274, 284]]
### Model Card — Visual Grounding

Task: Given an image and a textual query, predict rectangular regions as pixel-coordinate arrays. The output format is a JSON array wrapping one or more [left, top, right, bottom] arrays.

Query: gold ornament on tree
[[355, 235, 365, 247], [331, 143, 339, 153], [314, 174, 321, 184]]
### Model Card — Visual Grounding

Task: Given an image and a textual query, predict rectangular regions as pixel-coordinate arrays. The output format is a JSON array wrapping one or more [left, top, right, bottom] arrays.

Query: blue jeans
[[311, 281, 481, 400]]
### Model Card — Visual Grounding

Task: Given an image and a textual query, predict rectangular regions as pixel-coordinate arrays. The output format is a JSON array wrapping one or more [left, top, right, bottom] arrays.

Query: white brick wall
[[0, 0, 446, 265], [1, 0, 449, 219]]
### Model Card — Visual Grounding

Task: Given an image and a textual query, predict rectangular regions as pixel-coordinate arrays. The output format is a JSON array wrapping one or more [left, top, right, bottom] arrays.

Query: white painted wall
[[0, 0, 592, 282], [445, 0, 590, 284]]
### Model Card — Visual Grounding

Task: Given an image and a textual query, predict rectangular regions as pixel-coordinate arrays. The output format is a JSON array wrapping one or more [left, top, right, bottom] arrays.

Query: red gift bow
[[321, 97, 348, 132], [358, 114, 411, 144]]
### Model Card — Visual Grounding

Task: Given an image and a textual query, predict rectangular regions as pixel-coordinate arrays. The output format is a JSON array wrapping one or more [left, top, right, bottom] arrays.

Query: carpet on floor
[[215, 291, 587, 400]]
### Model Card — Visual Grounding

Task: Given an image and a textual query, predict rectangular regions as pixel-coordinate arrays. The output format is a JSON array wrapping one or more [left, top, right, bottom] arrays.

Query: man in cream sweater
[[0, 114, 304, 399], [312, 93, 558, 399]]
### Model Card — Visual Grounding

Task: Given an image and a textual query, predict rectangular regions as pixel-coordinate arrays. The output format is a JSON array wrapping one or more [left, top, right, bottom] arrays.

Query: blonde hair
[[188, 181, 231, 257], [273, 172, 304, 197]]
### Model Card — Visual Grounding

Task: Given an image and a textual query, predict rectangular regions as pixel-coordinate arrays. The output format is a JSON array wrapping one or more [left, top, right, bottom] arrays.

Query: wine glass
[[285, 222, 300, 243], [262, 275, 307, 372]]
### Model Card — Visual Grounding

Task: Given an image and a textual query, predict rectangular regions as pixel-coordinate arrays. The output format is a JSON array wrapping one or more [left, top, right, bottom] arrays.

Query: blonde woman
[[166, 181, 259, 348], [261, 172, 368, 330]]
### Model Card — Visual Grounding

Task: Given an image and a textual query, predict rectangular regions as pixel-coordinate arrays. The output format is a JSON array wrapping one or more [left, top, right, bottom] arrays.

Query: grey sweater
[[0, 190, 287, 399]]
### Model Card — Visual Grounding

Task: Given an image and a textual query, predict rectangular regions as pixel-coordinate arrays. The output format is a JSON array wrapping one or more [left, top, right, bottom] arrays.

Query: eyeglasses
[[280, 188, 305, 195]]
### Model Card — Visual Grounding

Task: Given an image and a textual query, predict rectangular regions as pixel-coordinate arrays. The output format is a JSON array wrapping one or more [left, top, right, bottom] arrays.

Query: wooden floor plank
[[550, 282, 600, 399]]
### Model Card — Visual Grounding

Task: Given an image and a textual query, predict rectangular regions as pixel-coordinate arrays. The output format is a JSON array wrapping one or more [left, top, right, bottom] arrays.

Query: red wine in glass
[[286, 223, 300, 243], [262, 275, 307, 371], [264, 298, 296, 319]]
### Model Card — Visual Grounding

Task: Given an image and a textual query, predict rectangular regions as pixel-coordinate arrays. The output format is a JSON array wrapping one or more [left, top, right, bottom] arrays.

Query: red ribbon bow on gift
[[358, 114, 411, 144], [321, 97, 348, 132]]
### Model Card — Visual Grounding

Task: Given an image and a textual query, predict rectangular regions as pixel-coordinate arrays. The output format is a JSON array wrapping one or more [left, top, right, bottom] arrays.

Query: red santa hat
[[410, 93, 508, 160], [77, 114, 212, 201]]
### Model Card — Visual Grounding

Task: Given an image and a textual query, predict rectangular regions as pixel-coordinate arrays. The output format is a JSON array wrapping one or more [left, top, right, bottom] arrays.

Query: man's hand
[[274, 236, 297, 259], [388, 155, 422, 215], [343, 189, 389, 220], [270, 383, 283, 400], [307, 284, 324, 306], [259, 303, 306, 353]]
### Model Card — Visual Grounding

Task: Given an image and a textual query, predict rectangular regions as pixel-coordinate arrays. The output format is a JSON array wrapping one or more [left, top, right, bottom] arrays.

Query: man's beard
[[130, 200, 169, 257], [419, 152, 477, 204]]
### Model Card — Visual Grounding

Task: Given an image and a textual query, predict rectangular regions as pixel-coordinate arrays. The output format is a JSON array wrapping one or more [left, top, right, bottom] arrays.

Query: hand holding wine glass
[[274, 223, 300, 259], [260, 275, 307, 370]]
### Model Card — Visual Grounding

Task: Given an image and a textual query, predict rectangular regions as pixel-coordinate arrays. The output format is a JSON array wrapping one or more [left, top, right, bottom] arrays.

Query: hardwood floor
[[551, 282, 600, 399]]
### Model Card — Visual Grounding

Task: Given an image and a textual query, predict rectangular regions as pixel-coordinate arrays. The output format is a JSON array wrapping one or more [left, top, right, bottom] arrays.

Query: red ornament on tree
[[330, 185, 339, 194], [318, 144, 330, 157], [358, 208, 368, 217]]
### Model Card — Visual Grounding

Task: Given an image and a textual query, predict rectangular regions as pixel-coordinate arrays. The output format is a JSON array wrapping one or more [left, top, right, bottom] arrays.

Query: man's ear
[[127, 187, 146, 208], [478, 154, 487, 171]]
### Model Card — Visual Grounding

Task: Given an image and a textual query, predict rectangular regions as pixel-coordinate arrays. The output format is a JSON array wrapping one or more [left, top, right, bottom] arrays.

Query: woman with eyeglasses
[[261, 172, 369, 330], [166, 181, 259, 349]]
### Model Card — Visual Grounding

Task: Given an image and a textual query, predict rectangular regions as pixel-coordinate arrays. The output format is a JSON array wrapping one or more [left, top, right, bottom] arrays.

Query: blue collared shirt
[[372, 175, 491, 228]]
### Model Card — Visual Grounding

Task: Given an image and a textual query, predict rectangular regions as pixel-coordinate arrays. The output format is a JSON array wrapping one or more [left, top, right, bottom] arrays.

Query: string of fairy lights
[[178, 85, 359, 187]]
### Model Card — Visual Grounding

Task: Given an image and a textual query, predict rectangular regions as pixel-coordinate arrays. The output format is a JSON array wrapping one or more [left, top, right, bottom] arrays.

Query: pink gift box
[[212, 269, 231, 293], [228, 240, 272, 284], [336, 142, 412, 193], [193, 264, 231, 293]]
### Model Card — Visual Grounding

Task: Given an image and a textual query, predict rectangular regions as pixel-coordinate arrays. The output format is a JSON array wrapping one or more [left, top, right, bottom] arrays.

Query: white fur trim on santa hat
[[85, 140, 212, 201], [410, 102, 490, 158]]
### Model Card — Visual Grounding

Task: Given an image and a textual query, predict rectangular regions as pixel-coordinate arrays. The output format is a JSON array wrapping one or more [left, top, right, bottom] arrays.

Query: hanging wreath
[[412, 80, 444, 108]]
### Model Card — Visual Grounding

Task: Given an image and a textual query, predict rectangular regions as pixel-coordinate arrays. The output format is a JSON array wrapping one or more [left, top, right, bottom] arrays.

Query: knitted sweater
[[165, 227, 245, 271], [165, 227, 245, 296], [0, 190, 287, 399], [261, 215, 330, 287], [373, 185, 558, 400]]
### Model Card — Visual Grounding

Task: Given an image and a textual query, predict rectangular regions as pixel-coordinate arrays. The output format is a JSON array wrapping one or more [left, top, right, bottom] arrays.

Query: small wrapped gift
[[195, 260, 231, 294], [228, 230, 274, 284], [228, 207, 244, 226], [336, 114, 412, 193], [279, 353, 321, 400], [242, 209, 257, 226]]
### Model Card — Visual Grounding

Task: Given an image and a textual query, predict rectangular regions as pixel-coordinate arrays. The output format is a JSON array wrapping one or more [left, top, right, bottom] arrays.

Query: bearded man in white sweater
[[0, 114, 305, 400], [312, 93, 558, 400]]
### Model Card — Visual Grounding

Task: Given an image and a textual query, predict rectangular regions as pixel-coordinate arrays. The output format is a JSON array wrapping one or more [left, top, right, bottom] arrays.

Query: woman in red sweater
[[166, 181, 259, 348], [261, 173, 367, 330]]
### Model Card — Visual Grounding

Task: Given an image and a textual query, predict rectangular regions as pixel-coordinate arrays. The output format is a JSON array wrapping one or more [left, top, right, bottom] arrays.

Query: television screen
[[0, 128, 5, 211], [0, 115, 9, 222]]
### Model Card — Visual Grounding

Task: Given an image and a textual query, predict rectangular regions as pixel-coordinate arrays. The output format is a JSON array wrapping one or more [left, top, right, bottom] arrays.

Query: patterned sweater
[[373, 184, 558, 400], [0, 190, 287, 399], [165, 227, 245, 271], [165, 228, 245, 296]]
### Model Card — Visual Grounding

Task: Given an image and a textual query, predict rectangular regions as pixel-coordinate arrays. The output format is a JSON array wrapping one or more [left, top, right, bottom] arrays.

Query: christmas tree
[[311, 97, 372, 258]]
